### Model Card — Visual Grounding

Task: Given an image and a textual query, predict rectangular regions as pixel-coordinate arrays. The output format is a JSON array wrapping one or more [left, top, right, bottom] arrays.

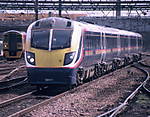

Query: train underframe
[[76, 53, 142, 85]]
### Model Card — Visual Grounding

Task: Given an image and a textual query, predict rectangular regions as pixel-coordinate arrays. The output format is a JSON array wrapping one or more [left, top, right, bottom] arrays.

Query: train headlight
[[4, 45, 7, 48], [64, 52, 76, 65], [26, 51, 35, 65]]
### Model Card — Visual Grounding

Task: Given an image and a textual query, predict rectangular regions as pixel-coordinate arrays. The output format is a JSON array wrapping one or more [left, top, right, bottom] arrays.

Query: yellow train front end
[[3, 30, 25, 60], [25, 17, 82, 86]]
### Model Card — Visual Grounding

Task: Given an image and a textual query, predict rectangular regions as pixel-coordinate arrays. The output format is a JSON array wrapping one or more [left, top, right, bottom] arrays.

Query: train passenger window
[[105, 33, 117, 49], [51, 29, 73, 50], [84, 31, 101, 50], [139, 38, 142, 47], [124, 36, 128, 48], [130, 37, 136, 47], [138, 37, 142, 47], [31, 30, 50, 50], [120, 35, 128, 48]]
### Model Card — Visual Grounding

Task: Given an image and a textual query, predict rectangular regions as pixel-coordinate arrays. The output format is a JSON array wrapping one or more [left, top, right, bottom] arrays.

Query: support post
[[59, 0, 62, 17], [35, 0, 38, 20], [116, 0, 121, 17]]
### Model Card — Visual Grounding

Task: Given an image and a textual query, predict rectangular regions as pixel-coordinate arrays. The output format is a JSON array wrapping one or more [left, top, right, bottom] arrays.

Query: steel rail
[[143, 80, 150, 93], [8, 91, 68, 117], [4, 65, 26, 78], [109, 65, 149, 117], [0, 90, 36, 108], [97, 61, 150, 117], [0, 76, 27, 90], [139, 62, 150, 93], [7, 59, 143, 117], [0, 65, 26, 81]]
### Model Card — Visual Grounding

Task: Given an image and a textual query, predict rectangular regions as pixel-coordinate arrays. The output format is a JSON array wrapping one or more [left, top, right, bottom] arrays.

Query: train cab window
[[16, 34, 22, 43], [31, 30, 50, 50], [51, 29, 73, 50]]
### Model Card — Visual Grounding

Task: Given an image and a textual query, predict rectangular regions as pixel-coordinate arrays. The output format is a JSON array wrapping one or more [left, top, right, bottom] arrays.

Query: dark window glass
[[8, 33, 17, 51], [131, 38, 136, 47], [31, 30, 50, 50], [120, 35, 128, 48], [139, 38, 142, 47], [84, 31, 101, 50], [106, 33, 117, 49], [51, 29, 72, 50]]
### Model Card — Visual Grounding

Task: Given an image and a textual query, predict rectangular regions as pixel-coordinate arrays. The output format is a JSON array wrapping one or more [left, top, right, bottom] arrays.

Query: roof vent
[[66, 21, 71, 27]]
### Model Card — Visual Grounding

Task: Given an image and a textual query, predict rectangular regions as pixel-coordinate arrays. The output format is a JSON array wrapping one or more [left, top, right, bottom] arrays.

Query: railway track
[[4, 88, 71, 117], [0, 90, 47, 117], [0, 88, 67, 117], [0, 91, 35, 108], [0, 76, 27, 91], [139, 62, 150, 94], [0, 56, 148, 117], [0, 62, 142, 117], [0, 65, 25, 76], [0, 59, 7, 64], [97, 62, 150, 117], [0, 60, 26, 81]]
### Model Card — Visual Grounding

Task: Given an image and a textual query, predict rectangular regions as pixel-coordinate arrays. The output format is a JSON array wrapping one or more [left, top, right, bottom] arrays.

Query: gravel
[[118, 55, 150, 117]]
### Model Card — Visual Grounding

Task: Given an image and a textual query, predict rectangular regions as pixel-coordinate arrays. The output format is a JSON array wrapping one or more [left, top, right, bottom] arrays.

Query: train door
[[99, 32, 103, 62], [136, 36, 138, 51], [117, 34, 121, 57], [101, 32, 106, 62], [128, 36, 131, 54]]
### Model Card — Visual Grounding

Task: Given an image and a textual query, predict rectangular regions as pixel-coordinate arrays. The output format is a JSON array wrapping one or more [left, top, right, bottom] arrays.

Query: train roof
[[3, 30, 26, 35], [29, 17, 142, 38], [78, 21, 142, 37]]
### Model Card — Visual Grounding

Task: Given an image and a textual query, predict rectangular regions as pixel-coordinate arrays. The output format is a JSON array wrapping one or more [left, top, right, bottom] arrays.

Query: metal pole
[[35, 0, 38, 20], [58, 0, 62, 17], [116, 0, 121, 17]]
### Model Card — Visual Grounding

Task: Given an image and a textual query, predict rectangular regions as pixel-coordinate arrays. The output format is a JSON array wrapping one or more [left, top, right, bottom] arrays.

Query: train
[[25, 17, 143, 87], [3, 30, 26, 60]]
